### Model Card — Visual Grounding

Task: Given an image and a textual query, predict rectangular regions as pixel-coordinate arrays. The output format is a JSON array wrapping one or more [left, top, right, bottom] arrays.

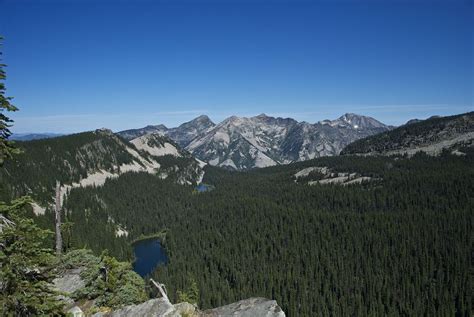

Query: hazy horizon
[[10, 109, 472, 135]]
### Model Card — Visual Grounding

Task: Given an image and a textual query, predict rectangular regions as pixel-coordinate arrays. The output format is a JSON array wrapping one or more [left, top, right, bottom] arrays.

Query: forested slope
[[0, 130, 203, 205], [341, 111, 474, 155], [0, 129, 146, 203], [28, 152, 474, 316]]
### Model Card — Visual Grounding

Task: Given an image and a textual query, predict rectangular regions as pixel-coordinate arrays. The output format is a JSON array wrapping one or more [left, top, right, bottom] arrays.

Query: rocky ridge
[[341, 112, 474, 156], [89, 297, 285, 317], [118, 113, 391, 170]]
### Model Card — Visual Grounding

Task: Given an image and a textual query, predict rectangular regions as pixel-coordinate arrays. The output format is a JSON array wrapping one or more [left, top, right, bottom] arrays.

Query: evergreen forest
[[26, 151, 474, 316]]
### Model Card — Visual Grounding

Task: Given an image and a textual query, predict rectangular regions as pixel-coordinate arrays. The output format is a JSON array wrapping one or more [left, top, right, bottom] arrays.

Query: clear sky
[[1, 0, 472, 133]]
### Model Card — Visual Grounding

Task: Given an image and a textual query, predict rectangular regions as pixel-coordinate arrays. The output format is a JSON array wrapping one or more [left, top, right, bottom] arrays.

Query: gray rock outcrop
[[53, 268, 85, 294], [92, 297, 285, 317]]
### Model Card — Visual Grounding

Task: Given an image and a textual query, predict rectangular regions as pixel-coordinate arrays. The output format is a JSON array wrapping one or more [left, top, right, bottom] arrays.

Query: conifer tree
[[0, 36, 18, 165], [0, 199, 63, 315], [0, 36, 64, 315]]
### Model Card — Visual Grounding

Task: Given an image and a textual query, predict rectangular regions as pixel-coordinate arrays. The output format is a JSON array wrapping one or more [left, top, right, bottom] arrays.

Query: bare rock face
[[201, 298, 286, 317], [118, 113, 390, 170], [91, 297, 285, 317], [52, 268, 85, 294], [52, 268, 85, 309], [68, 306, 85, 317]]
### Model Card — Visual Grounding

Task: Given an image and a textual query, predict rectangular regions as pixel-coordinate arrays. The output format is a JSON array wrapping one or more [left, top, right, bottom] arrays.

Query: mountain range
[[11, 132, 64, 141], [118, 113, 392, 170]]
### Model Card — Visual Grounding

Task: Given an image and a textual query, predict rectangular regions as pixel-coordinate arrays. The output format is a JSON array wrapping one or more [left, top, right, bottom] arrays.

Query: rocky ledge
[[52, 250, 285, 317], [89, 297, 285, 317]]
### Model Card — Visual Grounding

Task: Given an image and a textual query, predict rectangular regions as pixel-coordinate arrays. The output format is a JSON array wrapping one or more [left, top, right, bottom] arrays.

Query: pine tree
[[0, 36, 19, 165], [0, 198, 64, 315], [0, 36, 64, 316]]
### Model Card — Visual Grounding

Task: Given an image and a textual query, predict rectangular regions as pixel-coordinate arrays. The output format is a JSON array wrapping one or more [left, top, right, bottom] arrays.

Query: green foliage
[[177, 275, 199, 305], [65, 249, 147, 308], [61, 221, 74, 252], [57, 248, 100, 271], [0, 198, 64, 315], [0, 36, 19, 165]]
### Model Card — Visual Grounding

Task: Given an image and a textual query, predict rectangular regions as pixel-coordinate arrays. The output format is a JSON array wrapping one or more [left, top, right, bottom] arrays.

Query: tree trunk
[[55, 180, 62, 256], [150, 279, 171, 304]]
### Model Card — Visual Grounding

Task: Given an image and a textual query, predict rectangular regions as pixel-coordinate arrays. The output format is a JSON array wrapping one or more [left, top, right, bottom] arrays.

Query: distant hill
[[10, 133, 64, 141], [341, 112, 474, 156], [0, 129, 203, 204]]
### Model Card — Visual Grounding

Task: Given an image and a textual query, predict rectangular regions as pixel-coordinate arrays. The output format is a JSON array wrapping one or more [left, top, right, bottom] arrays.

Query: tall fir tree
[[0, 36, 64, 316], [0, 36, 19, 165]]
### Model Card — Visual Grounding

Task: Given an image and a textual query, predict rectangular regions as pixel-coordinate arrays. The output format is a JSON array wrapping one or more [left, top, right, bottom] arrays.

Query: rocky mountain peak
[[117, 124, 168, 140], [223, 115, 241, 123], [181, 115, 214, 128], [165, 116, 216, 148], [119, 113, 391, 170], [95, 128, 114, 135], [194, 114, 213, 123], [335, 113, 387, 129]]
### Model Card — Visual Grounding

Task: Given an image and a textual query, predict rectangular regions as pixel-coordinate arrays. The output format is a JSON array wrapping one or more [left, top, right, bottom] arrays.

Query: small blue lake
[[196, 183, 214, 192], [132, 239, 168, 277]]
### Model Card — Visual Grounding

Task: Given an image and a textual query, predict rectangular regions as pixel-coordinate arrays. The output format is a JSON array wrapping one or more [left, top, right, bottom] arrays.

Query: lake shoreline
[[130, 229, 168, 245]]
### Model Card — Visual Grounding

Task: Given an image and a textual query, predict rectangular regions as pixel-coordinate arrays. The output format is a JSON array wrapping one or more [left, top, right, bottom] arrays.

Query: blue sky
[[0, 0, 472, 133]]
